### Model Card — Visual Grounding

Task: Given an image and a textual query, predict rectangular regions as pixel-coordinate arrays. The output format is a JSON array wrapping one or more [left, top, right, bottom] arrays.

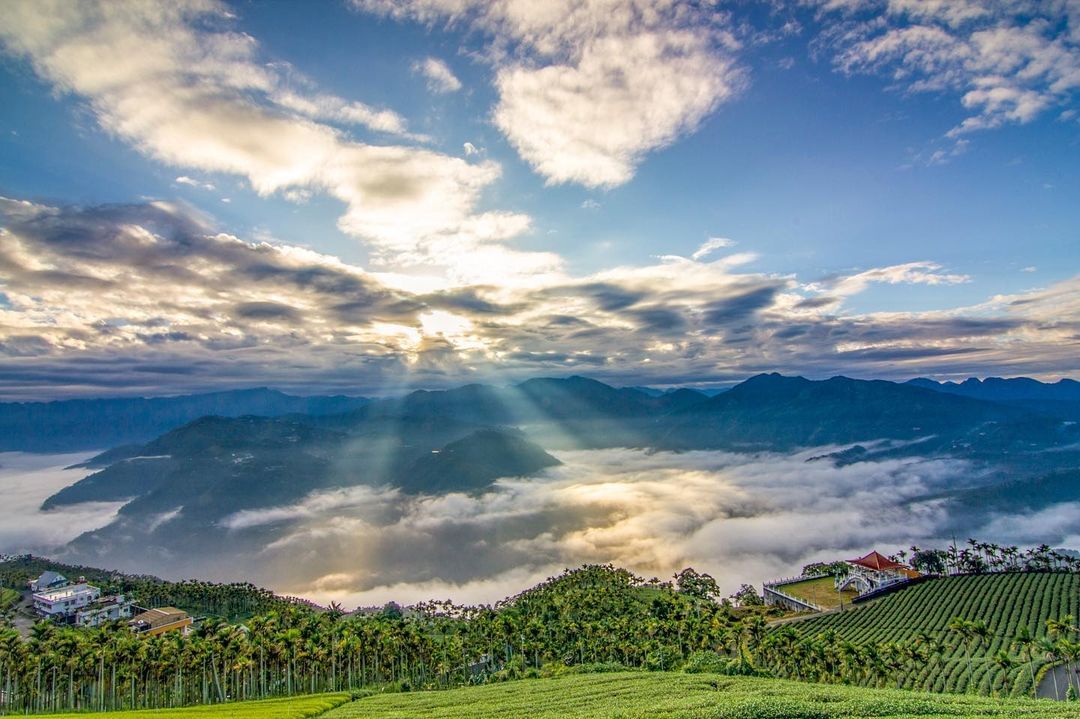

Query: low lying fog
[[216, 446, 1077, 606], [5, 447, 1077, 608], [0, 452, 125, 553]]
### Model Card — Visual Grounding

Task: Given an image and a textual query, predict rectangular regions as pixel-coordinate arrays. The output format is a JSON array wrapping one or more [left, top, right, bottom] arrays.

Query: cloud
[[810, 1, 1080, 144], [174, 176, 215, 191], [414, 56, 462, 93], [970, 502, 1080, 547], [0, 0, 546, 280], [463, 141, 479, 156], [0, 198, 1077, 399], [819, 261, 970, 297], [580, 199, 600, 210], [356, 0, 746, 188], [196, 446, 981, 606], [270, 88, 417, 138], [691, 236, 734, 261], [0, 452, 125, 552]]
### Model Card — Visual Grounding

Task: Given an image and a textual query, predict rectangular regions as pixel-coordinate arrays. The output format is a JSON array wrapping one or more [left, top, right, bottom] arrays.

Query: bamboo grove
[[1, 559, 1079, 713]]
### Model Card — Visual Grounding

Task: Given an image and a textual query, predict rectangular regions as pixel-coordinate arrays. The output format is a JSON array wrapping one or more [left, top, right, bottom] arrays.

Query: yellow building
[[129, 606, 193, 636]]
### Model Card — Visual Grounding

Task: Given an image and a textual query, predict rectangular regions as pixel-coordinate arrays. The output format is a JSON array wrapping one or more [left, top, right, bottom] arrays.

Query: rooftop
[[33, 583, 97, 601], [35, 570, 66, 587], [847, 551, 906, 572], [131, 606, 190, 629]]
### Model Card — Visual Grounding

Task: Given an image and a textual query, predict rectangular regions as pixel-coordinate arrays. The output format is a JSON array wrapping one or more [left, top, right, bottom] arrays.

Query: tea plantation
[[325, 672, 1080, 718], [787, 572, 1080, 695], [29, 693, 350, 719]]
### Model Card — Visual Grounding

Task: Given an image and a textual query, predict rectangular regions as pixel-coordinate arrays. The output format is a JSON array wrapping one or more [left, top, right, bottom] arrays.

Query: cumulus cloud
[[356, 0, 746, 188], [810, 0, 1080, 145], [0, 0, 548, 280], [0, 452, 124, 552], [414, 56, 462, 93]]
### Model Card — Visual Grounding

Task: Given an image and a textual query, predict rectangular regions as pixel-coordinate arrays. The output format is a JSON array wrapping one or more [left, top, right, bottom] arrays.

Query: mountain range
[[0, 388, 369, 452], [9, 373, 1078, 578], [907, 376, 1080, 421]]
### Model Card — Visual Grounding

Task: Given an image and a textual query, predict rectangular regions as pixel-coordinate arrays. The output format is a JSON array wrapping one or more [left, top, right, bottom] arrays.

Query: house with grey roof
[[29, 571, 68, 592]]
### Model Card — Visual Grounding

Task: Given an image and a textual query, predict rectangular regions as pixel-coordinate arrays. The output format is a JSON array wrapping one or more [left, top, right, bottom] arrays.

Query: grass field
[[325, 672, 1080, 718], [789, 572, 1080, 695], [779, 576, 858, 610], [31, 693, 350, 719]]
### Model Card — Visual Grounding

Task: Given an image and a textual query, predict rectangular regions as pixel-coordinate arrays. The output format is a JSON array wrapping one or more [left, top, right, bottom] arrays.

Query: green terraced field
[[325, 672, 1080, 718], [789, 572, 1080, 695], [31, 692, 350, 719]]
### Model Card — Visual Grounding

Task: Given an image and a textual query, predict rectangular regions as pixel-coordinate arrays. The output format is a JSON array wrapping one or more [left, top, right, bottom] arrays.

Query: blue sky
[[0, 0, 1077, 398]]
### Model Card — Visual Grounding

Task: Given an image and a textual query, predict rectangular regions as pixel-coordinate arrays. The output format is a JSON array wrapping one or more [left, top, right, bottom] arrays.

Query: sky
[[0, 0, 1078, 400]]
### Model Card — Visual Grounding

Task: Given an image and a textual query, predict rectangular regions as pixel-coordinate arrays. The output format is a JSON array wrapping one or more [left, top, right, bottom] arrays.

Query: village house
[[32, 581, 101, 619], [29, 570, 69, 593], [129, 606, 193, 636], [75, 594, 134, 627], [30, 571, 135, 625]]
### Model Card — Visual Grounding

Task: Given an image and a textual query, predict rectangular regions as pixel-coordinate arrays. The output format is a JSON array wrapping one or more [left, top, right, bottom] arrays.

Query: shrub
[[683, 651, 729, 673]]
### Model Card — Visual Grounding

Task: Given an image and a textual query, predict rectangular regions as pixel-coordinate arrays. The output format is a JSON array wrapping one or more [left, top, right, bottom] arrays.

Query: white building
[[32, 582, 101, 619], [29, 571, 68, 592], [75, 594, 133, 627]]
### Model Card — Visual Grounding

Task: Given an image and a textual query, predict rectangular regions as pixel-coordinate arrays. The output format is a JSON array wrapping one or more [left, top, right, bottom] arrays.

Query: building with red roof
[[837, 550, 917, 595], [848, 551, 905, 572]]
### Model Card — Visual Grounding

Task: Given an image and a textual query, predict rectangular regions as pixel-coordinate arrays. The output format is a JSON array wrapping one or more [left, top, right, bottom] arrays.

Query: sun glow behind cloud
[[0, 194, 1077, 400], [0, 0, 1076, 399], [155, 444, 1062, 608]]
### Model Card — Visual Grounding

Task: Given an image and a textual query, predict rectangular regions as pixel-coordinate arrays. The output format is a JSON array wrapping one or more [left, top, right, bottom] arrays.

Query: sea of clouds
[[5, 447, 1077, 608], [215, 446, 1077, 607], [0, 452, 126, 554]]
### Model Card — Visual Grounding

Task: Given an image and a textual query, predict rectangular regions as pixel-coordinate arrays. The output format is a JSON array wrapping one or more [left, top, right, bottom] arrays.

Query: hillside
[[26, 674, 1080, 719], [0, 388, 368, 452], [908, 377, 1080, 421], [908, 376, 1080, 402], [397, 428, 561, 493], [934, 468, 1080, 519], [31, 694, 349, 719], [324, 673, 1080, 719], [785, 573, 1080, 696], [25, 373, 1080, 583], [0, 554, 310, 621], [44, 420, 559, 575], [658, 374, 1033, 450]]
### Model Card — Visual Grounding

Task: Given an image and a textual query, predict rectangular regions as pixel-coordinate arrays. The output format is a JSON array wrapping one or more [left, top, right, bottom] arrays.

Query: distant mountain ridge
[[11, 374, 1075, 454], [31, 372, 1080, 579], [907, 376, 1080, 401], [907, 376, 1080, 421], [0, 388, 369, 452], [658, 373, 1033, 451]]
